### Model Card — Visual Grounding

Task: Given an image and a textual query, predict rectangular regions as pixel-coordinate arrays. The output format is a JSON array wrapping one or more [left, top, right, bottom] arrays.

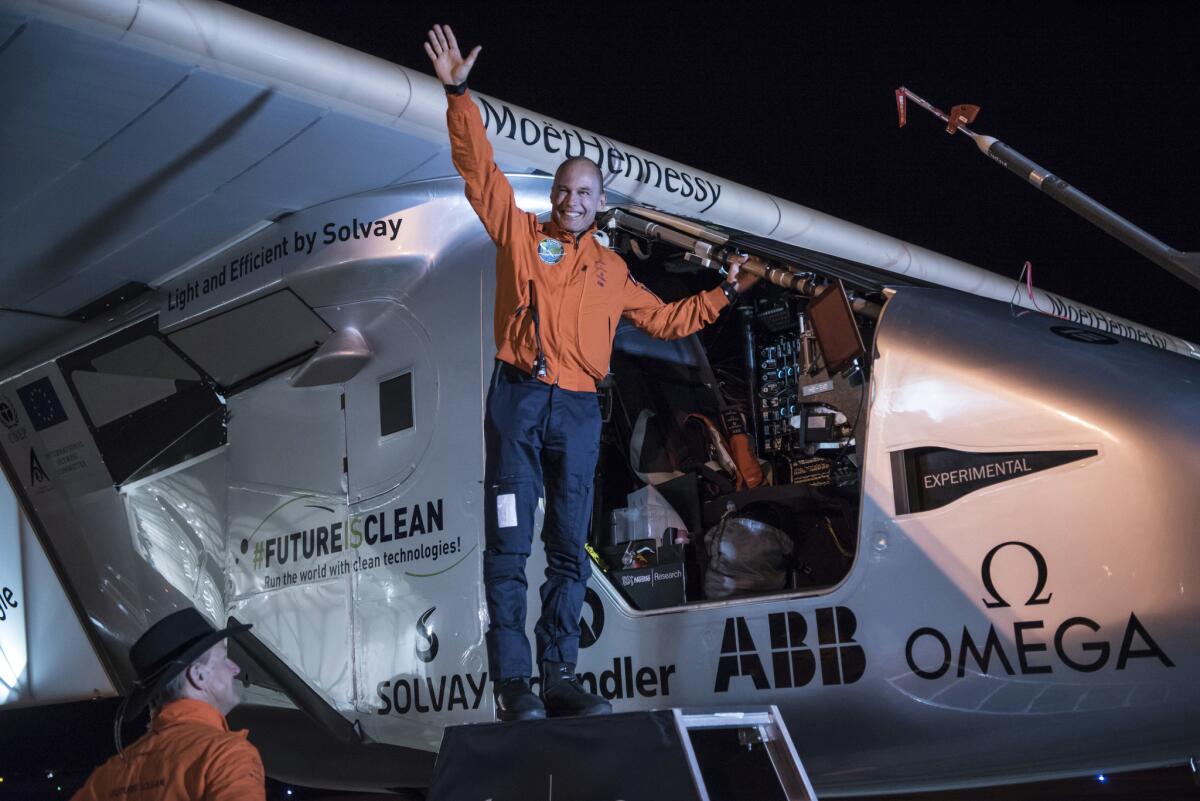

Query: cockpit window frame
[[57, 316, 227, 487]]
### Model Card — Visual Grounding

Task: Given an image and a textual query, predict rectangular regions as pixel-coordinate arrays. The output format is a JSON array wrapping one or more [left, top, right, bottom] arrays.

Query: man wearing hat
[[71, 609, 266, 801]]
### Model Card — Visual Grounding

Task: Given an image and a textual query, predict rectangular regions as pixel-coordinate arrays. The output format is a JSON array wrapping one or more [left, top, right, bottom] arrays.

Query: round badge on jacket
[[538, 238, 565, 265]]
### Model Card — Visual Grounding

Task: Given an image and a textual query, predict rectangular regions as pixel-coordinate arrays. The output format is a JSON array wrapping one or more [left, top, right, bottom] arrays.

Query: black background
[[228, 0, 1200, 345]]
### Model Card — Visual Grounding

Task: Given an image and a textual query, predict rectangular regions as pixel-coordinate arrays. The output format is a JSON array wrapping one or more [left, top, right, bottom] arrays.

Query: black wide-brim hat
[[125, 608, 251, 716]]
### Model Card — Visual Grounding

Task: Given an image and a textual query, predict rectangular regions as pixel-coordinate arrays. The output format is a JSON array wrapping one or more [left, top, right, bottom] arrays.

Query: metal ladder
[[673, 706, 818, 801]]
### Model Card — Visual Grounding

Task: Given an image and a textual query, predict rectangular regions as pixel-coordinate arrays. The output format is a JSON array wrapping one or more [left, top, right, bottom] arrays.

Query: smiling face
[[550, 158, 605, 235]]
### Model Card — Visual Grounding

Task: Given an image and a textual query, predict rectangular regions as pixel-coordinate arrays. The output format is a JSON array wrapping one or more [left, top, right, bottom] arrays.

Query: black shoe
[[540, 661, 612, 718], [495, 677, 546, 722]]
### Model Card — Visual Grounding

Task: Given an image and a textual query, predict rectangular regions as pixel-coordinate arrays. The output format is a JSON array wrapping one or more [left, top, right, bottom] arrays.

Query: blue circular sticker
[[538, 238, 565, 265]]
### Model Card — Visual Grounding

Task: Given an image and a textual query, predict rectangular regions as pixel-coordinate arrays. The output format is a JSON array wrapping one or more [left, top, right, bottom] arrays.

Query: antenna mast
[[895, 87, 1200, 291]]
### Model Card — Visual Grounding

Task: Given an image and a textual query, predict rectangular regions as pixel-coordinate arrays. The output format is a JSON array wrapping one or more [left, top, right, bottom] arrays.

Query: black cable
[[851, 373, 867, 432], [112, 695, 131, 757], [528, 280, 547, 378], [835, 369, 869, 464]]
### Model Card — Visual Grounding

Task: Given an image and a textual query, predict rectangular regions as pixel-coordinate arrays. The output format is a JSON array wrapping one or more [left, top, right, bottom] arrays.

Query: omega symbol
[[981, 541, 1052, 609], [905, 540, 1173, 680]]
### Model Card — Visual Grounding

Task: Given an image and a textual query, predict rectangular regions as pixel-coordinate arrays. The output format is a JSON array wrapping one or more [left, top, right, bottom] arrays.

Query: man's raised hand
[[424, 24, 480, 86]]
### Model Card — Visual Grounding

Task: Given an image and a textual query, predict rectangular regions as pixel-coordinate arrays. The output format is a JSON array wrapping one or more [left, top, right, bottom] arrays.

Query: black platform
[[428, 706, 815, 801]]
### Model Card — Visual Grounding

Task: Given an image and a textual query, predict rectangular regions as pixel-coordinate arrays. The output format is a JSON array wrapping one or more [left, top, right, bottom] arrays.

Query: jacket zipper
[[551, 241, 576, 384], [575, 260, 608, 378]]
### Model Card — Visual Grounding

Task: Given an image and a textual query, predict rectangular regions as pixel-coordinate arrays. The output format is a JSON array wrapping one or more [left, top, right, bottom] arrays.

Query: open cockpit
[[582, 206, 897, 611]]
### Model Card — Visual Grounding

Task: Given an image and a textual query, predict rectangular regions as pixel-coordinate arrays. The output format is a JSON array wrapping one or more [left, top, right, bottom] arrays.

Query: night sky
[[227, 1, 1200, 344]]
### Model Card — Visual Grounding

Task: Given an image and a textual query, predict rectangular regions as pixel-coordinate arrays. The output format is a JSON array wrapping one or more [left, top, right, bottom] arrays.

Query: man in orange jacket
[[426, 25, 758, 722], [72, 609, 265, 801]]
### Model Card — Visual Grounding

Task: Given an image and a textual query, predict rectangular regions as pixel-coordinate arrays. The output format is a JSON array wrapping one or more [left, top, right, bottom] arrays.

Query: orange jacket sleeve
[[203, 737, 267, 801], [446, 91, 530, 247], [620, 276, 729, 339]]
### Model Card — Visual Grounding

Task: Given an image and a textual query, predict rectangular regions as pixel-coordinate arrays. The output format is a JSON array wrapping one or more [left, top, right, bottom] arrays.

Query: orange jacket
[[447, 91, 729, 392], [71, 699, 266, 801]]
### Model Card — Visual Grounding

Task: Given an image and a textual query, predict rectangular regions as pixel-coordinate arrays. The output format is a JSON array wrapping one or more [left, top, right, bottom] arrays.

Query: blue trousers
[[484, 360, 601, 680]]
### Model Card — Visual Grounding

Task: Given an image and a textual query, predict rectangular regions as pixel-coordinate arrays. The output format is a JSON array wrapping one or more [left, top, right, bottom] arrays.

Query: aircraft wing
[[0, 0, 459, 370], [4, 0, 1195, 376]]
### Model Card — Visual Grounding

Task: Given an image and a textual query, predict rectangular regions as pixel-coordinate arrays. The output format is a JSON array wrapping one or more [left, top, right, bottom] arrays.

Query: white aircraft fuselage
[[1, 1, 1197, 796]]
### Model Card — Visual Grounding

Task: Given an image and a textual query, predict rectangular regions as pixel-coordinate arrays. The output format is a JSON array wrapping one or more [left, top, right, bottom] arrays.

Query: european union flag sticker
[[17, 376, 68, 431]]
